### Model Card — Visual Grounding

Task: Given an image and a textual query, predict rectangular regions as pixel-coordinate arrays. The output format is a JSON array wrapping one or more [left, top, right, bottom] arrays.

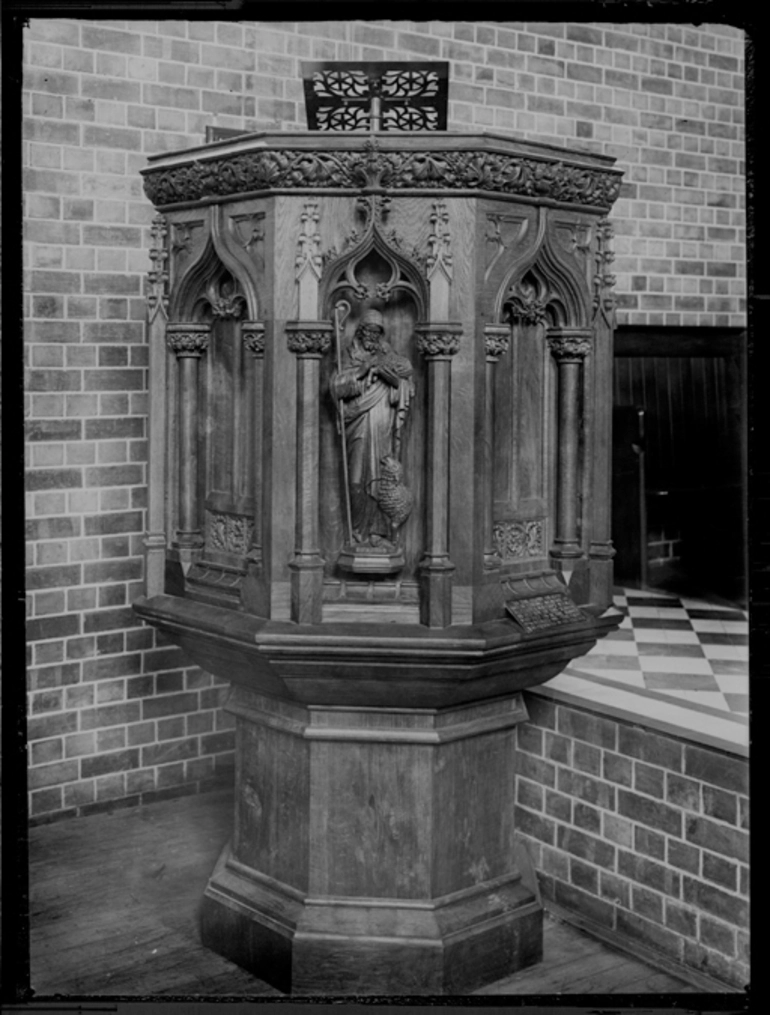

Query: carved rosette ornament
[[285, 321, 333, 358], [416, 324, 462, 359], [166, 323, 210, 358], [547, 332, 592, 362], [241, 321, 266, 358]]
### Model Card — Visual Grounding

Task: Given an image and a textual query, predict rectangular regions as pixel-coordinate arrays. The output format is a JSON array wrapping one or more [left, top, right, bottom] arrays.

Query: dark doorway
[[612, 327, 747, 606]]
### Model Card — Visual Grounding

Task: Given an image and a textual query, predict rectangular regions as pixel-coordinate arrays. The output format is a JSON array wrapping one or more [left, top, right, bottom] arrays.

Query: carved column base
[[419, 560, 456, 629], [167, 542, 204, 564], [550, 544, 615, 611], [200, 688, 543, 995], [550, 543, 585, 601], [550, 540, 583, 560], [288, 556, 324, 625]]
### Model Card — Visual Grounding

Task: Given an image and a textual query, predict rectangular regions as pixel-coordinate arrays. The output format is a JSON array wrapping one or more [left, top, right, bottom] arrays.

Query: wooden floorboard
[[30, 787, 699, 997]]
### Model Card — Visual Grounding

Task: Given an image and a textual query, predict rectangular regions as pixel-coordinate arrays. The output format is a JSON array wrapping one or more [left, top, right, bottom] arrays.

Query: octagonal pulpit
[[134, 128, 623, 994]]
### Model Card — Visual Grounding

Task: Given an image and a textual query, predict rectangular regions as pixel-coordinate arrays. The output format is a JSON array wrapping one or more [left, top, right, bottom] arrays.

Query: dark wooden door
[[613, 327, 746, 602]]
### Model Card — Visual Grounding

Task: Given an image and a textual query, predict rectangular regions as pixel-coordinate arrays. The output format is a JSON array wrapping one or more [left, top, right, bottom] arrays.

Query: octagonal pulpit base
[[199, 688, 543, 995]]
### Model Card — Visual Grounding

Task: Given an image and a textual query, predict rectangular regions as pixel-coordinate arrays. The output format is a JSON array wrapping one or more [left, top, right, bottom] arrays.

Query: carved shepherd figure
[[330, 309, 414, 550]]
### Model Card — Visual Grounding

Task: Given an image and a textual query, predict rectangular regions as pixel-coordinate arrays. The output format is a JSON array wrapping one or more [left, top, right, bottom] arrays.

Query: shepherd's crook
[[334, 300, 354, 545]]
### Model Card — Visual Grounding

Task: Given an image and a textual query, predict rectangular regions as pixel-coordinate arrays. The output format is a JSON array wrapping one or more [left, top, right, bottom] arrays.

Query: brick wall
[[517, 692, 749, 988], [24, 18, 746, 822]]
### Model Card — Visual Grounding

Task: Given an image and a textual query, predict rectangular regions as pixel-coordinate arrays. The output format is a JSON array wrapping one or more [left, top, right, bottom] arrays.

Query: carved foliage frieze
[[241, 321, 266, 358], [286, 323, 333, 357], [493, 520, 545, 560], [484, 325, 511, 361], [143, 144, 623, 210], [206, 511, 254, 556], [166, 325, 210, 358], [416, 326, 462, 358], [548, 333, 592, 361]]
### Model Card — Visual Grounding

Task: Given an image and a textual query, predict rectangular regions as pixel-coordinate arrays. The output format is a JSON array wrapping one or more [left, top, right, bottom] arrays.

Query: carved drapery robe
[[330, 336, 413, 545]]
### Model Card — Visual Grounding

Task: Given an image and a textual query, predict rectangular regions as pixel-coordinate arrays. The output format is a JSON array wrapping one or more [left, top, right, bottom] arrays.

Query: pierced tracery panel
[[302, 62, 448, 132]]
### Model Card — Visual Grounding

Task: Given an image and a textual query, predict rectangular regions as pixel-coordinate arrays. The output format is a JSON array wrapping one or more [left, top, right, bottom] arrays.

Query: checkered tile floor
[[565, 587, 749, 720]]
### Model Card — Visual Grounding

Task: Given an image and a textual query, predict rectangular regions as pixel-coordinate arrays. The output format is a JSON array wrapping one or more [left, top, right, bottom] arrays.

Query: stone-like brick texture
[[24, 20, 745, 822], [518, 692, 749, 989]]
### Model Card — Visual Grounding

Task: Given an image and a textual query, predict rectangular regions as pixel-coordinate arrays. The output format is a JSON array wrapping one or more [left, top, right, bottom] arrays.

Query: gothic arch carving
[[319, 195, 428, 321], [169, 207, 260, 322], [494, 212, 589, 329]]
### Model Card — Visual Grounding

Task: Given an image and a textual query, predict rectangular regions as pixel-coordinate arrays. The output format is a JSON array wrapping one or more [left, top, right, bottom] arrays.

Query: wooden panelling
[[234, 717, 310, 892], [309, 738, 434, 898], [431, 727, 517, 898]]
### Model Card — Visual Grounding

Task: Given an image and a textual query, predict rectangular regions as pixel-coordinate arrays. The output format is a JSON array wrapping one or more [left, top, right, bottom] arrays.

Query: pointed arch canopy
[[495, 219, 589, 329], [169, 207, 260, 323], [319, 208, 428, 322]]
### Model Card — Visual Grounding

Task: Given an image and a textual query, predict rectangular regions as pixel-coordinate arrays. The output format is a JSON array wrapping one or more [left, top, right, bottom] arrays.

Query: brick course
[[517, 691, 749, 989], [24, 19, 745, 824]]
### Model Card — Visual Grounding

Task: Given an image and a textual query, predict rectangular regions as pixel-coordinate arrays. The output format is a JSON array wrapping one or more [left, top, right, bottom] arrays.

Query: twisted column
[[416, 323, 462, 628], [547, 329, 592, 559], [166, 323, 210, 550], [286, 321, 333, 625], [483, 325, 511, 570]]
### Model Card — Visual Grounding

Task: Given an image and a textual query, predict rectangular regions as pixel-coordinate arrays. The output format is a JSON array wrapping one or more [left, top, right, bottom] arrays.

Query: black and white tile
[[564, 587, 748, 719]]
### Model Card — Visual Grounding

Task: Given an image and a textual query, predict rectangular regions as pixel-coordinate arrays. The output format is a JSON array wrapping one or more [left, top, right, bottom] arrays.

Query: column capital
[[415, 322, 463, 359], [166, 322, 210, 358], [241, 320, 266, 358], [547, 328, 592, 362], [483, 324, 511, 362], [285, 320, 333, 358]]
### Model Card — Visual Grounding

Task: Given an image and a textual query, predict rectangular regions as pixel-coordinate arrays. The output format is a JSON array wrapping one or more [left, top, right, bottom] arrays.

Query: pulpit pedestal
[[199, 689, 541, 995]]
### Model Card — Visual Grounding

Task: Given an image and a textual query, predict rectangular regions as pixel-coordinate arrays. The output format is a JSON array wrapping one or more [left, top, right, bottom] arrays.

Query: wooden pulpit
[[135, 123, 622, 994]]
